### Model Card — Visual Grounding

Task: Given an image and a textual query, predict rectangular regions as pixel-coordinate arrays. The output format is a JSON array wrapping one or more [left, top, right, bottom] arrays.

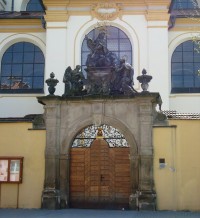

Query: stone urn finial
[[45, 72, 59, 96], [137, 69, 152, 92]]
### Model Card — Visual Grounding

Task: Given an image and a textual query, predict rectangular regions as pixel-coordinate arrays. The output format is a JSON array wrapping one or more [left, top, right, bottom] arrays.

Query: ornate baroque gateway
[[38, 26, 166, 211]]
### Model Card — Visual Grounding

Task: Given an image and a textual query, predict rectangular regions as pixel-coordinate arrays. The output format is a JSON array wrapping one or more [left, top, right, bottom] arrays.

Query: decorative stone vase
[[45, 72, 59, 96], [137, 69, 152, 92]]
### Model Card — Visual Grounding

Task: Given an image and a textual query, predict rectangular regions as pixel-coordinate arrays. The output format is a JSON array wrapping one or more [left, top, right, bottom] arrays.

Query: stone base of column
[[41, 188, 61, 209], [137, 190, 156, 211], [129, 192, 138, 210]]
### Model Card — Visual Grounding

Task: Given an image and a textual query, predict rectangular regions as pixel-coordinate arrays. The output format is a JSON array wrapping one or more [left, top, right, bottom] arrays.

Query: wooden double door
[[70, 138, 131, 209]]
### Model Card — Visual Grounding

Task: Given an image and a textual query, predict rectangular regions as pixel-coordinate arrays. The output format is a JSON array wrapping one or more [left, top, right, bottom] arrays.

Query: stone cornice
[[169, 17, 200, 31], [145, 10, 170, 21], [43, 0, 70, 8], [43, 0, 171, 8], [0, 19, 45, 32], [37, 92, 161, 106], [42, 0, 171, 22]]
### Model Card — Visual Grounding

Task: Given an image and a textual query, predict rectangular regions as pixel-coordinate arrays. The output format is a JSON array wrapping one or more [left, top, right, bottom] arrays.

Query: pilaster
[[42, 100, 61, 209]]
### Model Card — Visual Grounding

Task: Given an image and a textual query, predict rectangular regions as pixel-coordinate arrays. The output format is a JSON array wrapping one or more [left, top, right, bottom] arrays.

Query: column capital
[[44, 10, 69, 22], [145, 10, 170, 22]]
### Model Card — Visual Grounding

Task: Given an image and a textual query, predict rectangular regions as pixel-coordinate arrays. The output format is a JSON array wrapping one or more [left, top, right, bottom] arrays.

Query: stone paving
[[0, 209, 200, 218]]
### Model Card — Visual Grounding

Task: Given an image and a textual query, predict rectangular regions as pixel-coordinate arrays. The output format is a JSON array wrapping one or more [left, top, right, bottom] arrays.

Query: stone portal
[[38, 93, 163, 210]]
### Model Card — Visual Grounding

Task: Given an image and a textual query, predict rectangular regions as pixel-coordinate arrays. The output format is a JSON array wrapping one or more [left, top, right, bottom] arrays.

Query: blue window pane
[[13, 43, 23, 52], [183, 63, 193, 75], [33, 77, 43, 88], [12, 64, 22, 76], [11, 78, 23, 89], [172, 63, 182, 75], [194, 51, 200, 62], [194, 63, 200, 72], [23, 64, 34, 76], [1, 77, 10, 89], [82, 52, 90, 63], [183, 41, 193, 51], [81, 40, 90, 52], [107, 28, 118, 38], [183, 52, 193, 62], [1, 65, 11, 76], [13, 53, 23, 63], [173, 0, 198, 9], [2, 53, 12, 63], [120, 39, 131, 50], [172, 51, 182, 62], [24, 43, 34, 52], [26, 0, 44, 11], [24, 52, 34, 63], [119, 31, 127, 38], [34, 52, 44, 63], [6, 47, 13, 52], [184, 76, 194, 87], [175, 44, 182, 52], [195, 75, 200, 87], [23, 77, 32, 89], [107, 39, 118, 51], [35, 47, 42, 52], [172, 75, 183, 87], [34, 64, 44, 76]]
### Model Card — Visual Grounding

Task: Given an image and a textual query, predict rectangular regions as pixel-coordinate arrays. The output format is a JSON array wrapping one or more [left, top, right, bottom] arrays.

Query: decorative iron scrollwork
[[72, 124, 129, 148]]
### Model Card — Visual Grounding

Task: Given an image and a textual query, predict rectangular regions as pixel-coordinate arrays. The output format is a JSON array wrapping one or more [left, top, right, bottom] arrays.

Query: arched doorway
[[69, 124, 132, 209]]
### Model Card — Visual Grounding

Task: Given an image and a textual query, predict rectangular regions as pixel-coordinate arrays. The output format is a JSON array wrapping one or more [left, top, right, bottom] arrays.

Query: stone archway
[[69, 124, 136, 209], [38, 95, 161, 210]]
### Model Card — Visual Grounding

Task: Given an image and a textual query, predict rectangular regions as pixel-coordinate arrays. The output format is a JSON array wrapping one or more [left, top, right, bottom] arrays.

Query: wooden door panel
[[70, 139, 130, 209]]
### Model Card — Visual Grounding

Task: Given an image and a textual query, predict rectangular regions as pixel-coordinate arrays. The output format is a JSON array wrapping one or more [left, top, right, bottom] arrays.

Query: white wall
[[0, 96, 44, 117], [1, 8, 200, 117]]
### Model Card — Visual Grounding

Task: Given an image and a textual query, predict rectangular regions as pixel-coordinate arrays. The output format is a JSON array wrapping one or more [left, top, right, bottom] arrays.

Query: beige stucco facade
[[0, 122, 45, 208], [0, 118, 200, 211], [154, 120, 200, 211]]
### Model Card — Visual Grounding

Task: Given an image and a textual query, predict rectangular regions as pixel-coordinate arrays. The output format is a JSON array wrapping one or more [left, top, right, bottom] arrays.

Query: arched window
[[26, 0, 44, 12], [171, 40, 200, 93], [0, 42, 45, 93], [172, 0, 198, 9], [81, 26, 132, 76]]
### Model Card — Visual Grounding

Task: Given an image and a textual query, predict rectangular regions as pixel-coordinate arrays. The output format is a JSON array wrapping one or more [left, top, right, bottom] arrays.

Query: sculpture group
[[62, 30, 137, 97]]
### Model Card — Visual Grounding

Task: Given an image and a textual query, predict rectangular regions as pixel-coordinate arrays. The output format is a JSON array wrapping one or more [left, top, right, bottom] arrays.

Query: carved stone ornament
[[92, 2, 120, 21]]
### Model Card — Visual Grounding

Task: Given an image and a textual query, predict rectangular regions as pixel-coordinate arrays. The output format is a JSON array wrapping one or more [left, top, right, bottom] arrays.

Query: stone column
[[129, 155, 139, 210], [138, 99, 156, 210], [59, 153, 70, 208], [41, 100, 61, 209]]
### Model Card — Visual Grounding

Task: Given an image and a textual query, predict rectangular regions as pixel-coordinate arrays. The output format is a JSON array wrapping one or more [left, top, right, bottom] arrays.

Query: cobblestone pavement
[[0, 209, 200, 218]]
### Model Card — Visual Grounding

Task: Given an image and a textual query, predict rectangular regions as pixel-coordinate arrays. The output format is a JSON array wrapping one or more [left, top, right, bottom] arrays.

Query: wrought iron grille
[[72, 124, 129, 148]]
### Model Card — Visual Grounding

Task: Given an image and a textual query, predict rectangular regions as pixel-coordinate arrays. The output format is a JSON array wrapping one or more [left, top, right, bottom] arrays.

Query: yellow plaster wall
[[153, 120, 200, 211], [0, 122, 46, 208]]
